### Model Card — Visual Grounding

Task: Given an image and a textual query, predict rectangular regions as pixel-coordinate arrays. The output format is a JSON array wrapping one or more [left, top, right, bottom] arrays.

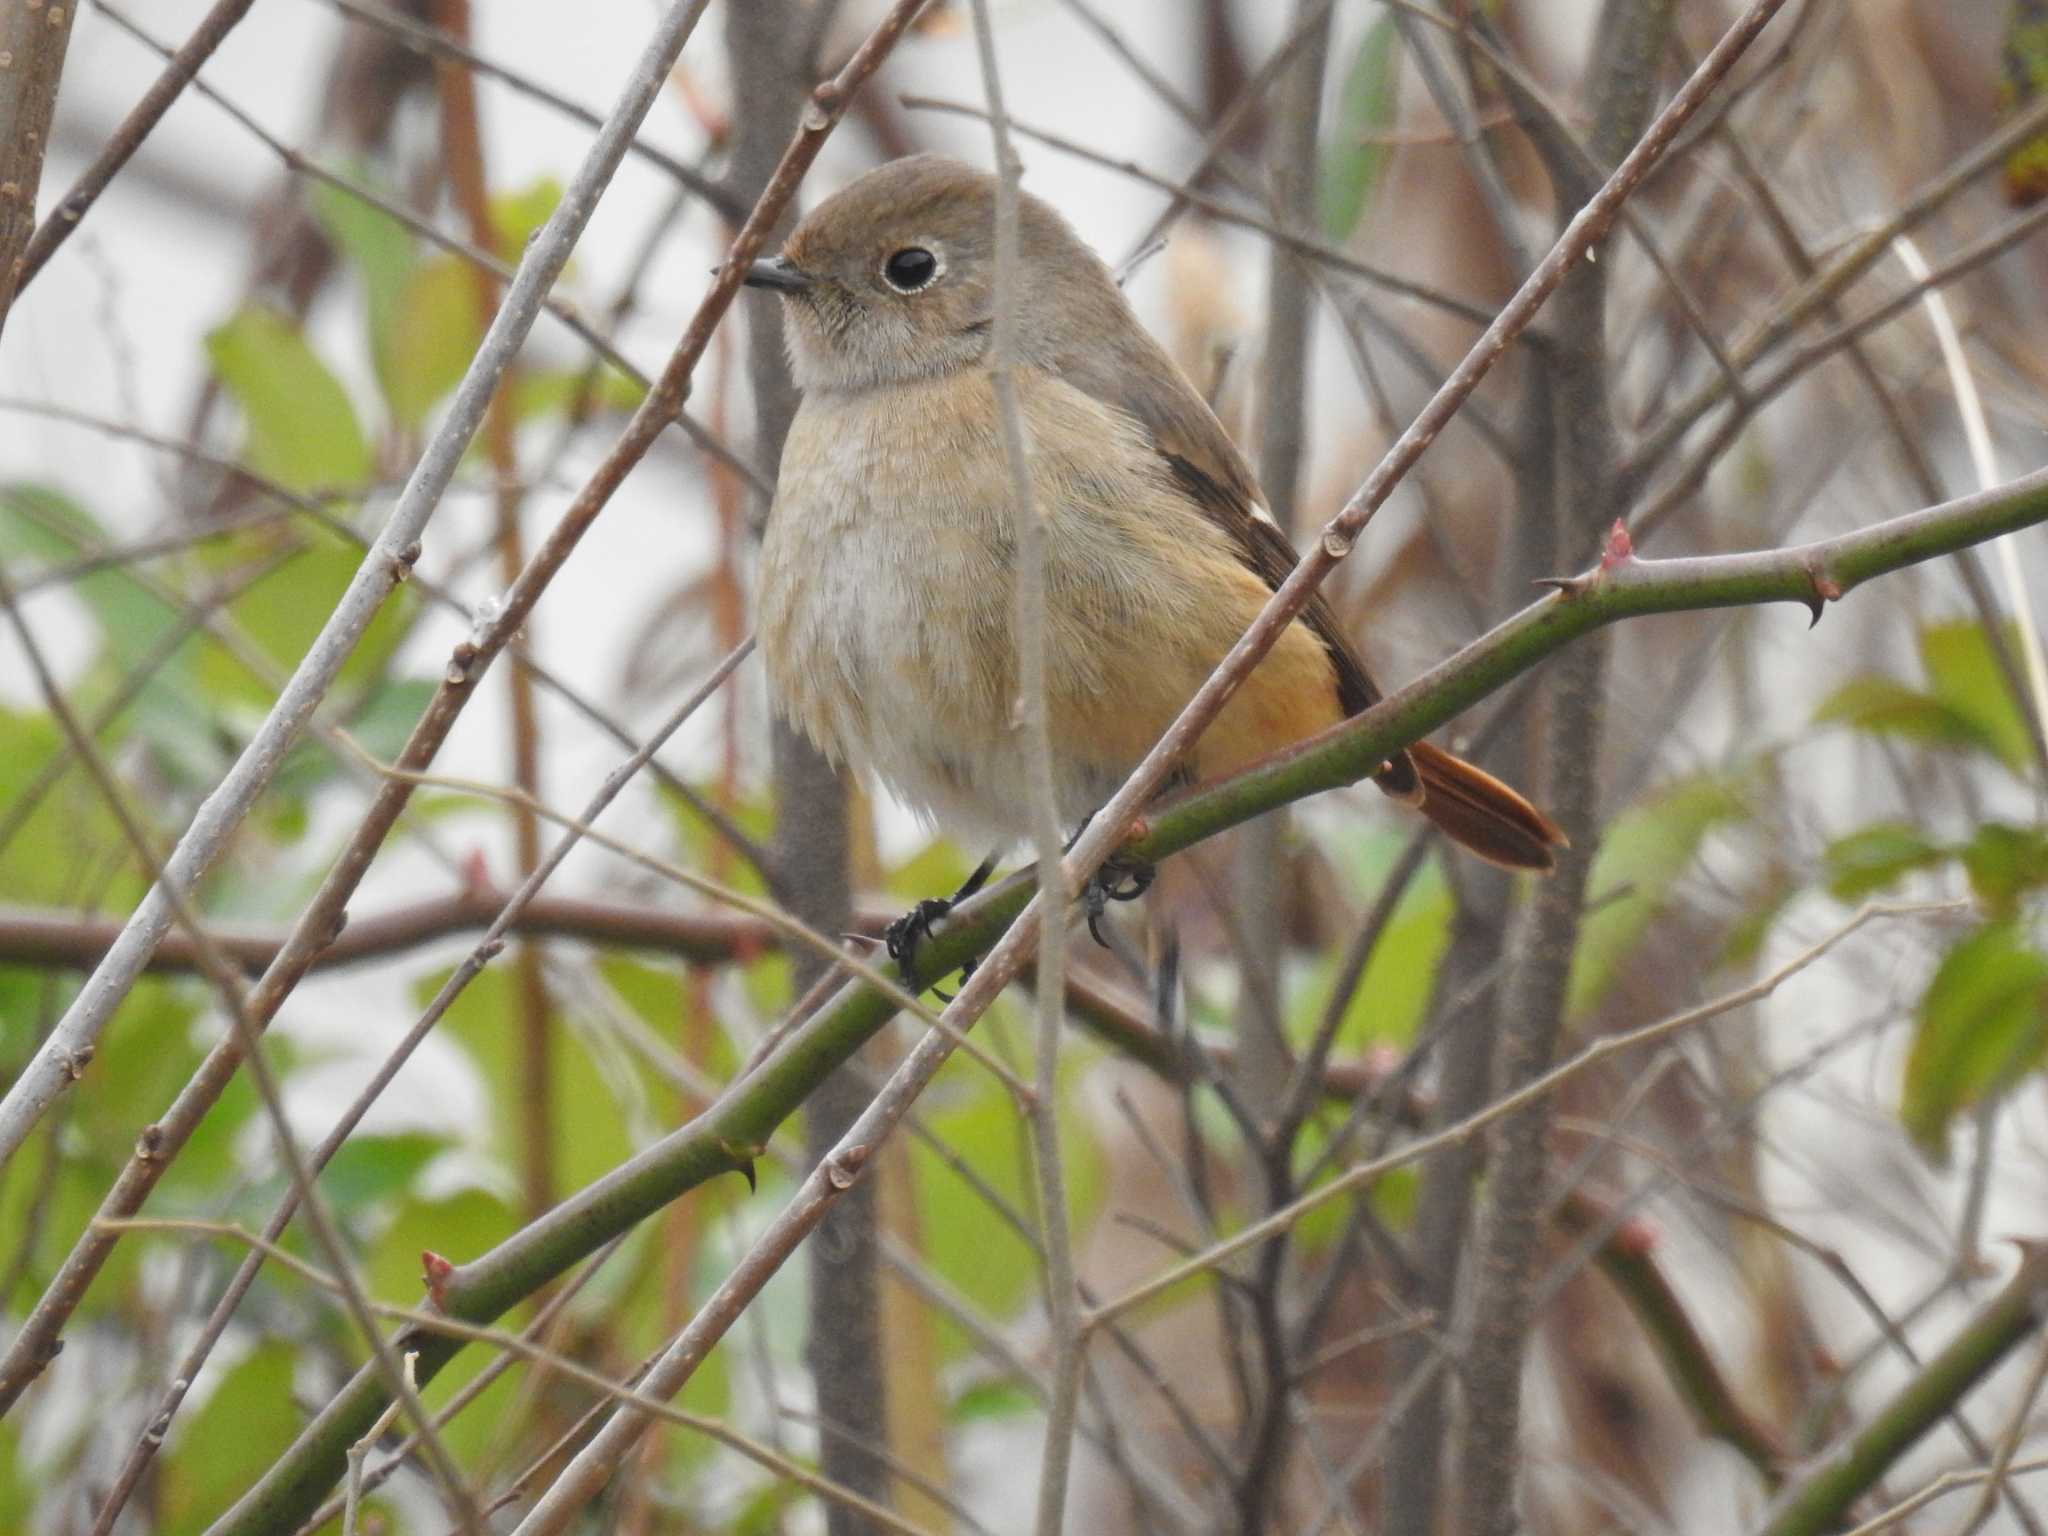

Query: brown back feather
[[1028, 200, 1558, 866], [1052, 310, 1422, 795]]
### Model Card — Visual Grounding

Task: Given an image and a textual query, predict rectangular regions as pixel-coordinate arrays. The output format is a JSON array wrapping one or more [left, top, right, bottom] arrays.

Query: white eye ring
[[880, 244, 944, 292]]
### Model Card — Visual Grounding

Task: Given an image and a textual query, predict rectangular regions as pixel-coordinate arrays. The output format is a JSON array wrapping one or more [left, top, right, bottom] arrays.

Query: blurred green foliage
[[1321, 15, 1399, 241], [156, 1341, 300, 1536], [310, 171, 644, 435], [0, 165, 674, 1529], [1812, 617, 2048, 1158], [1568, 771, 1751, 1019]]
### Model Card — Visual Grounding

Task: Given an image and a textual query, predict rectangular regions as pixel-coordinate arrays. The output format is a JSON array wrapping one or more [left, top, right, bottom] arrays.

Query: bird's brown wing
[[1057, 325, 1565, 870], [1058, 331, 1421, 793]]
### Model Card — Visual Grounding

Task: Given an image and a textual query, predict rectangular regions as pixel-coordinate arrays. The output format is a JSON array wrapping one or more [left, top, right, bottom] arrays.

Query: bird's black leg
[[1062, 814, 1091, 855], [1077, 816, 1155, 948], [886, 853, 998, 981], [1062, 811, 1158, 947], [1081, 853, 1155, 947]]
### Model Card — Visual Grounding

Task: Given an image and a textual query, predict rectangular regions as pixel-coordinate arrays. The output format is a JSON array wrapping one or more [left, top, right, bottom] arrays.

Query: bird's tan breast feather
[[758, 368, 1345, 820]]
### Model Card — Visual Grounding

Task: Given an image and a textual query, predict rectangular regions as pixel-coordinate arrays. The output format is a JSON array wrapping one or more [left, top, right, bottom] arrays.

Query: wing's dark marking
[[1160, 452, 1418, 796], [1161, 453, 1375, 714], [1047, 289, 1418, 793]]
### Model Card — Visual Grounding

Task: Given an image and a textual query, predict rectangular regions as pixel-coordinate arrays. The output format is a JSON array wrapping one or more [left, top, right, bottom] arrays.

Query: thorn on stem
[[1804, 567, 1843, 628], [1533, 575, 1591, 597], [717, 1139, 764, 1190]]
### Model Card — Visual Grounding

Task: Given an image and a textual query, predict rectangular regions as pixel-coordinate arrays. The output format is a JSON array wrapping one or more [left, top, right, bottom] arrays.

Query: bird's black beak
[[740, 255, 812, 293]]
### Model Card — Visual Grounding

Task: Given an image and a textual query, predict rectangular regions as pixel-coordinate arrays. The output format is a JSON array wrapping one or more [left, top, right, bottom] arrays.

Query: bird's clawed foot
[[1082, 855, 1155, 948], [885, 897, 958, 977], [887, 844, 1155, 984], [886, 854, 998, 988]]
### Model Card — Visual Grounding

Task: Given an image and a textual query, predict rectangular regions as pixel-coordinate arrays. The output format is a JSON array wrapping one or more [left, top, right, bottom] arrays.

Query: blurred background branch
[[0, 0, 79, 338]]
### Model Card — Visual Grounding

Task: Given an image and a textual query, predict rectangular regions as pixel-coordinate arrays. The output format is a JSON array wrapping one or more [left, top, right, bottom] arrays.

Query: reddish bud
[[421, 1250, 454, 1308], [1600, 520, 1635, 570], [1613, 1216, 1660, 1257]]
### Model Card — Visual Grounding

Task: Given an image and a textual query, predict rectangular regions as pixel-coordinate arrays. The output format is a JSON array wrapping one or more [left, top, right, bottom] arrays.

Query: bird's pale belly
[[761, 504, 1129, 842], [756, 377, 1344, 848]]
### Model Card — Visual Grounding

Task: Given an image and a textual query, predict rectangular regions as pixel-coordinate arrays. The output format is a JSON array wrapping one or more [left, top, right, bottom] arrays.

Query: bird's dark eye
[[882, 247, 939, 292]]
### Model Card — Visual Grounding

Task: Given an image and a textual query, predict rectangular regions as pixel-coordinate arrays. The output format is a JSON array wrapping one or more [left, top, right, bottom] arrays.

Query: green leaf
[[1920, 622, 2034, 774], [192, 521, 417, 710], [0, 708, 139, 908], [205, 306, 372, 494], [426, 964, 640, 1196], [0, 966, 45, 1086], [1811, 623, 2037, 773], [1567, 774, 1749, 1018], [601, 954, 741, 1083], [1902, 920, 2048, 1160], [308, 174, 418, 392], [386, 254, 482, 429], [953, 1379, 1036, 1422], [1822, 821, 1947, 900], [72, 979, 205, 1156], [0, 486, 231, 796], [1812, 674, 1989, 754], [270, 673, 435, 818], [490, 177, 563, 260], [319, 1132, 446, 1216], [0, 1414, 30, 1533], [910, 1035, 1102, 1359], [1718, 869, 1796, 966], [1309, 835, 1453, 1052], [157, 1341, 300, 1534], [0, 986, 216, 1316], [0, 484, 185, 667], [2002, 8, 2048, 203], [513, 364, 649, 422], [345, 674, 436, 760], [366, 1188, 517, 1324], [662, 786, 775, 902], [1959, 822, 2048, 916], [734, 1479, 804, 1536], [1320, 15, 1398, 240]]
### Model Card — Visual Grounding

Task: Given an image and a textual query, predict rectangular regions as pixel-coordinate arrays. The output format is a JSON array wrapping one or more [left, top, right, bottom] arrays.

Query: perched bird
[[748, 155, 1563, 969]]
